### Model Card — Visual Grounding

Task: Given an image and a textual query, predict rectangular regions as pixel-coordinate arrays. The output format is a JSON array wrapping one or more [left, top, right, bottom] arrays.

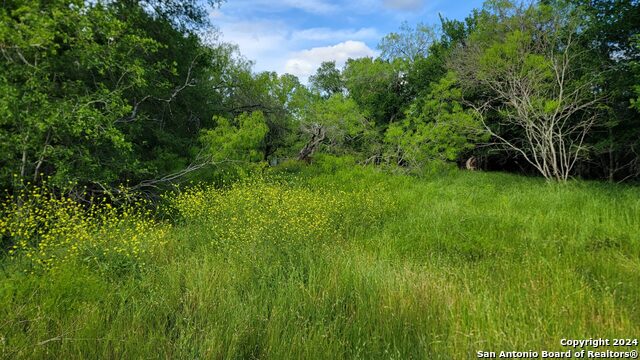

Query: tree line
[[304, 0, 640, 182], [1, 0, 639, 198]]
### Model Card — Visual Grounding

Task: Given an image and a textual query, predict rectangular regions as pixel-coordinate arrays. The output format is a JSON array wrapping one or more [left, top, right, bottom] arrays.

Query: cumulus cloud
[[214, 11, 380, 80], [382, 0, 424, 11], [210, 1, 385, 82], [212, 17, 290, 74], [285, 41, 377, 81]]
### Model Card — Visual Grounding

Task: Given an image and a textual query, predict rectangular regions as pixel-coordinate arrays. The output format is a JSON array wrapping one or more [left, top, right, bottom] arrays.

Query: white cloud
[[213, 10, 381, 81], [222, 20, 289, 52], [382, 0, 424, 11], [291, 27, 379, 42], [285, 41, 377, 81], [214, 18, 290, 71]]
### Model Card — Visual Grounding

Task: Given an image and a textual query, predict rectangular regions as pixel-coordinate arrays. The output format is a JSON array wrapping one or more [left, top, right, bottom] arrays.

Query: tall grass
[[1, 167, 638, 359]]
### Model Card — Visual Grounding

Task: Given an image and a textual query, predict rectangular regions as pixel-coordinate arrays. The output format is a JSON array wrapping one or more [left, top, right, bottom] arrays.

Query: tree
[[567, 0, 640, 181], [296, 94, 373, 162], [200, 112, 268, 164], [342, 58, 409, 126], [384, 72, 487, 168], [222, 71, 303, 162], [453, 1, 603, 181], [0, 1, 153, 191], [378, 22, 437, 62], [0, 0, 257, 195], [309, 61, 344, 98]]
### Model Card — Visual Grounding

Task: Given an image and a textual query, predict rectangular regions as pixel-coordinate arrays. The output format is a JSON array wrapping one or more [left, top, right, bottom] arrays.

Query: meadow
[[1, 164, 639, 359]]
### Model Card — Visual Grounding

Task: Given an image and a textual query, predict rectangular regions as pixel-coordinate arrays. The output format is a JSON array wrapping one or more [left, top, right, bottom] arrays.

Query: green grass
[[1, 167, 639, 359]]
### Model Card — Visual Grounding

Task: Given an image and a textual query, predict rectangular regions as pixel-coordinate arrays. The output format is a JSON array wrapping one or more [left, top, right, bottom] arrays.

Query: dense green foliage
[[1, 166, 639, 358], [573, 0, 640, 181], [0, 0, 301, 195], [301, 0, 640, 182], [1, 0, 639, 196], [384, 72, 487, 167]]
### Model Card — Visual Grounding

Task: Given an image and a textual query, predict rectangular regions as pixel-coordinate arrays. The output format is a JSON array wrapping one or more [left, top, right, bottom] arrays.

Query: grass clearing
[[1, 167, 639, 359]]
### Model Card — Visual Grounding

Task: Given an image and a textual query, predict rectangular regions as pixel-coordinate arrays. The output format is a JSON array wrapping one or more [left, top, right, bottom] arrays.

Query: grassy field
[[1, 165, 639, 359]]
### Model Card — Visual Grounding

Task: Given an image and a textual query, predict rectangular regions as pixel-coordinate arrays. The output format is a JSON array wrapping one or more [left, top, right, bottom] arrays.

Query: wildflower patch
[[170, 178, 394, 249], [0, 187, 167, 273]]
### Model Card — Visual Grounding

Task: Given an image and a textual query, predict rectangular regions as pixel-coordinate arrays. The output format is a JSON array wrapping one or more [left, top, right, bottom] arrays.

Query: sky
[[209, 0, 485, 82]]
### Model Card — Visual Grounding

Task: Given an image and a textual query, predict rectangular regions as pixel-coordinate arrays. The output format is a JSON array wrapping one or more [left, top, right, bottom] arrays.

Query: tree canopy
[[2, 0, 639, 195]]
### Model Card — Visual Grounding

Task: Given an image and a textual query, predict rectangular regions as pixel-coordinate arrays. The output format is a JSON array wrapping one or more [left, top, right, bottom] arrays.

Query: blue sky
[[210, 0, 484, 82]]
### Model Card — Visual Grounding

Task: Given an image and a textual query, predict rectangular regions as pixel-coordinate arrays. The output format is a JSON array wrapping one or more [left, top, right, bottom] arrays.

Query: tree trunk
[[298, 126, 326, 162]]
